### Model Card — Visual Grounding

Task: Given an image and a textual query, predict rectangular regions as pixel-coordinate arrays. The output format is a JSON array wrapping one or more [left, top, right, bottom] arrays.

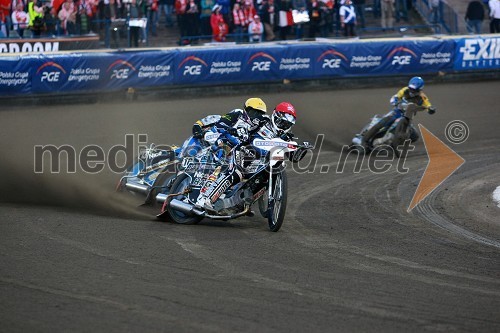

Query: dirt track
[[1, 80, 500, 332]]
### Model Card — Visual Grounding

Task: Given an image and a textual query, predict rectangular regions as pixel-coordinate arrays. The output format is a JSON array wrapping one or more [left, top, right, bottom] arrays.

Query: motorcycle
[[116, 137, 207, 205], [156, 128, 313, 232], [351, 102, 427, 157]]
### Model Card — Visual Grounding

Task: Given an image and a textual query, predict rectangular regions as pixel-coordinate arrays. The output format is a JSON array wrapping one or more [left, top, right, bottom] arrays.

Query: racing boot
[[361, 117, 389, 152]]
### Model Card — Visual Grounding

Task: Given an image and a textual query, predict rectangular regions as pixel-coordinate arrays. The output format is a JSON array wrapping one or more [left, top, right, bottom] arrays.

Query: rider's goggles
[[408, 87, 420, 96], [275, 113, 296, 131]]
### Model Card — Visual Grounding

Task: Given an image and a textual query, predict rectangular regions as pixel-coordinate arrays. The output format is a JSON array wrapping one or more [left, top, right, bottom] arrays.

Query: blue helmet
[[408, 76, 424, 96]]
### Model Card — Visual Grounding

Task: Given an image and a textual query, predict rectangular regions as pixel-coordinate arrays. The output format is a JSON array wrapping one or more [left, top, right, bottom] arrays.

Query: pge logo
[[36, 61, 67, 83], [111, 69, 130, 79], [317, 50, 348, 69], [178, 56, 208, 76], [248, 52, 276, 72], [387, 47, 417, 66], [106, 60, 137, 80]]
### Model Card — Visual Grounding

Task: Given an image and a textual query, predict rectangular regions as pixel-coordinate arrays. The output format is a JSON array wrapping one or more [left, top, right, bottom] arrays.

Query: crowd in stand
[[0, 0, 100, 38], [177, 0, 374, 43], [2, 0, 498, 43], [0, 0, 410, 41]]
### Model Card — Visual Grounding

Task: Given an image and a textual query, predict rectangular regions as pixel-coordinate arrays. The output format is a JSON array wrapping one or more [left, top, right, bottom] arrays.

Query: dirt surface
[[1, 80, 500, 332]]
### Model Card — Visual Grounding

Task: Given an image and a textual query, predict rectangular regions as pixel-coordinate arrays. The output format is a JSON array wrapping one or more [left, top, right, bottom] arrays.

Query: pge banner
[[32, 53, 110, 94], [0, 55, 31, 95], [30, 50, 175, 94], [1, 36, 499, 97], [309, 40, 454, 77], [454, 37, 500, 70], [173, 45, 285, 85], [103, 51, 175, 90]]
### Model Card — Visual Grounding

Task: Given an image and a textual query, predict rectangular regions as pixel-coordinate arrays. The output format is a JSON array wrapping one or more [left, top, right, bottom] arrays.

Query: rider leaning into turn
[[192, 97, 269, 139], [195, 101, 304, 210], [361, 76, 436, 148], [179, 98, 268, 157]]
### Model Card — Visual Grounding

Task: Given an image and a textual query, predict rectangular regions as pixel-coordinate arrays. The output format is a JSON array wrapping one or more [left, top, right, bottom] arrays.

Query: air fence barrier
[[0, 35, 499, 97]]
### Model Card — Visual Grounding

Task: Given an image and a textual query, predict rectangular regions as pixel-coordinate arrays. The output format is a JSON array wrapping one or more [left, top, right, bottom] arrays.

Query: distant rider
[[361, 76, 436, 148]]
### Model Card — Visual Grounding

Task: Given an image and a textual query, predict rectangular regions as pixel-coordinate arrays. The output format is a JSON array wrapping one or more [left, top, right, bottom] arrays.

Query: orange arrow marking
[[408, 124, 465, 212]]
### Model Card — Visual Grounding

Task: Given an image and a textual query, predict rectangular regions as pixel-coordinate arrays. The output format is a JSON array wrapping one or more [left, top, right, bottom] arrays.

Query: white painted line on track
[[493, 186, 500, 208]]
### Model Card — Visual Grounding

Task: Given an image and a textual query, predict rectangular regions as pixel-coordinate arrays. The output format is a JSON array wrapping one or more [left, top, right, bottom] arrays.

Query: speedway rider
[[361, 76, 436, 149], [179, 98, 269, 157], [195, 101, 306, 210]]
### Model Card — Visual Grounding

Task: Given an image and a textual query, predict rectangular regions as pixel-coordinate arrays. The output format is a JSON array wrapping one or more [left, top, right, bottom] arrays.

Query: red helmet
[[274, 102, 297, 118], [272, 102, 296, 132]]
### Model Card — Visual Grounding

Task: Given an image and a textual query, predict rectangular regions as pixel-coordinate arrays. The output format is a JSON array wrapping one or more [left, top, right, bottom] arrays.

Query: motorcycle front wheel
[[391, 117, 410, 158], [166, 173, 202, 225], [267, 170, 288, 232]]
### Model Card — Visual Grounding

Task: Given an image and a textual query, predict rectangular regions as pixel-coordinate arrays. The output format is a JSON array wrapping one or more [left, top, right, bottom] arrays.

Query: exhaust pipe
[[125, 182, 149, 194], [156, 193, 167, 203], [169, 199, 204, 216]]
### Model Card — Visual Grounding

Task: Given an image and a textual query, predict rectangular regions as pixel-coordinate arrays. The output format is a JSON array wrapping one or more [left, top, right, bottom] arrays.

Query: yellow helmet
[[244, 97, 267, 114]]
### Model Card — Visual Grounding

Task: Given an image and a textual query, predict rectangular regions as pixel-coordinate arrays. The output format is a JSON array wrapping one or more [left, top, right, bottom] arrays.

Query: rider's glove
[[390, 95, 398, 106], [192, 124, 203, 138], [428, 107, 436, 115], [281, 131, 295, 141]]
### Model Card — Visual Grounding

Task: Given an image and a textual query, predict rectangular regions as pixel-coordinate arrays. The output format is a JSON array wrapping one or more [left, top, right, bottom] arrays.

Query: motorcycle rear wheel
[[267, 170, 288, 232], [147, 164, 177, 207], [166, 173, 202, 225]]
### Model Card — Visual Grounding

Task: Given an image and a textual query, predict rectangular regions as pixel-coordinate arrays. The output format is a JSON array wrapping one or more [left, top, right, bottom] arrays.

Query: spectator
[[332, 0, 341, 35], [200, 0, 215, 35], [106, 0, 120, 44], [185, 0, 199, 39], [158, 0, 168, 27], [210, 4, 225, 41], [307, 0, 321, 38], [465, 0, 484, 34], [128, 0, 143, 46], [11, 3, 28, 37], [0, 0, 12, 37], [278, 0, 293, 40], [352, 0, 365, 28], [139, 0, 148, 43], [428, 0, 439, 24], [43, 5, 57, 35], [340, 0, 356, 36], [380, 0, 393, 30], [148, 0, 159, 36], [28, 0, 45, 37], [394, 0, 407, 22], [75, 0, 92, 34], [293, 0, 306, 38], [489, 0, 500, 32], [213, 16, 227, 41], [248, 13, 263, 41], [259, 0, 276, 40], [215, 0, 230, 27], [372, 0, 380, 18], [243, 0, 256, 24], [320, 0, 333, 37], [232, 2, 248, 42], [58, 0, 77, 35], [175, 0, 188, 40]]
